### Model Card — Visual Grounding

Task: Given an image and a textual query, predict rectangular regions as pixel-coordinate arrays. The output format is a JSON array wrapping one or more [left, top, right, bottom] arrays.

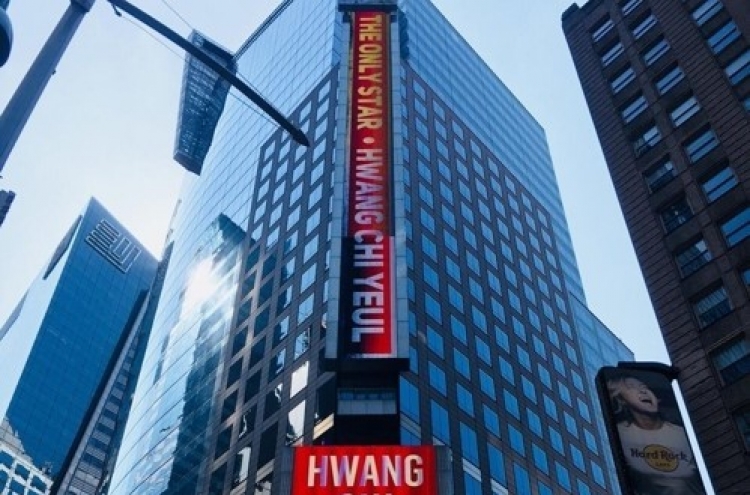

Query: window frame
[[670, 95, 701, 127], [684, 128, 719, 163], [660, 196, 693, 233], [656, 65, 685, 95], [701, 166, 738, 202], [725, 49, 750, 86], [675, 238, 712, 277], [712, 339, 750, 385], [693, 285, 732, 328], [644, 158, 676, 191], [708, 20, 741, 54], [692, 0, 722, 27], [721, 207, 750, 247]]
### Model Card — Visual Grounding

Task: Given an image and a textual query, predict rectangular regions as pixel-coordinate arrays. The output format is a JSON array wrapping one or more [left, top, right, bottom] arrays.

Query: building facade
[[0, 198, 157, 495], [563, 0, 750, 492], [107, 1, 632, 494]]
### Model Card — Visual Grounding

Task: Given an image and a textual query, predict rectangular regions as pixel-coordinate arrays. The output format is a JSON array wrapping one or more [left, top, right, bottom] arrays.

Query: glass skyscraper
[[107, 1, 632, 494], [0, 198, 157, 495]]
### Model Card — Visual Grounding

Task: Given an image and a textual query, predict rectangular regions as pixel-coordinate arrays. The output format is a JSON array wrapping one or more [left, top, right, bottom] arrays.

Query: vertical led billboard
[[291, 446, 437, 495], [596, 365, 706, 495], [338, 10, 396, 360]]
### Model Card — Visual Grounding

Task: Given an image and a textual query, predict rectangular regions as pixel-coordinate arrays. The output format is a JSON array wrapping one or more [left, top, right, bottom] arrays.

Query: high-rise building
[[0, 198, 157, 495], [107, 1, 632, 494], [562, 0, 750, 492]]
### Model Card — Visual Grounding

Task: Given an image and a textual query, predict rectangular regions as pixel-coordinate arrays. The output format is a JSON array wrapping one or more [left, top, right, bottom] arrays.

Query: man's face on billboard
[[619, 377, 659, 414]]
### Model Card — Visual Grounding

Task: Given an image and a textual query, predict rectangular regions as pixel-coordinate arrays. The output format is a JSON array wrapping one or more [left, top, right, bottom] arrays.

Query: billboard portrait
[[597, 366, 706, 495]]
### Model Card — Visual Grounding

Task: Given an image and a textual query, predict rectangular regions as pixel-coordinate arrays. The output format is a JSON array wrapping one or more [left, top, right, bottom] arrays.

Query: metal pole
[[0, 0, 95, 174], [108, 0, 309, 147]]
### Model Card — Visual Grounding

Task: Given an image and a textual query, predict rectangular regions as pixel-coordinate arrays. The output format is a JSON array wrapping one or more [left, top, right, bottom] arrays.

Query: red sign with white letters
[[340, 10, 395, 359], [291, 446, 437, 495]]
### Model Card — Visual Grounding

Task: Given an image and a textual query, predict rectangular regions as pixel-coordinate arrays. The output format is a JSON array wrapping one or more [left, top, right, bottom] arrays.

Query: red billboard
[[291, 446, 437, 495], [339, 10, 395, 359]]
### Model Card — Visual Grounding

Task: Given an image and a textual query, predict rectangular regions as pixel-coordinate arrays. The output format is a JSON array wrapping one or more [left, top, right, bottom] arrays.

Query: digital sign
[[597, 365, 707, 495], [339, 10, 395, 359], [291, 446, 437, 495]]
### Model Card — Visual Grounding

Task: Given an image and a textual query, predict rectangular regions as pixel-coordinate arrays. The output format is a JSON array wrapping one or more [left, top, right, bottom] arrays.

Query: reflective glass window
[[660, 197, 693, 232], [675, 239, 711, 277], [721, 207, 750, 246], [643, 37, 670, 66], [693, 286, 732, 327], [611, 67, 635, 94], [644, 158, 675, 191], [670, 95, 700, 127], [656, 65, 685, 95], [591, 17, 614, 42], [725, 50, 750, 85], [632, 13, 657, 39], [602, 42, 624, 66], [692, 0, 722, 26], [708, 21, 741, 54], [702, 167, 737, 202]]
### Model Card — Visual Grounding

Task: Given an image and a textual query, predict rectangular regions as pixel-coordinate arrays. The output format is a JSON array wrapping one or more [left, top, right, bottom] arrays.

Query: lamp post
[[0, 0, 308, 176]]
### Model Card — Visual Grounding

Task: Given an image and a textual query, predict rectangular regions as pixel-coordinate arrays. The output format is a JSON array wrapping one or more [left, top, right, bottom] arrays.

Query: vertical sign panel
[[291, 446, 437, 495], [596, 366, 707, 495], [339, 11, 395, 359]]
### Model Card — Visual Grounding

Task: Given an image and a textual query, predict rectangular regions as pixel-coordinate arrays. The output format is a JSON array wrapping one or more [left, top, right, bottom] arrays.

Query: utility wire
[[117, 13, 277, 127], [151, 0, 266, 93]]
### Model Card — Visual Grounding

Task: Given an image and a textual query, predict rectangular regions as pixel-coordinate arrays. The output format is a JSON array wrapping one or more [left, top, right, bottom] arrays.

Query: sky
[[0, 0, 713, 489]]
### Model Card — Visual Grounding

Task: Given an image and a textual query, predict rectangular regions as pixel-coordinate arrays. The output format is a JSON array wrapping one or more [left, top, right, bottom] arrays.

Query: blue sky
[[0, 0, 713, 489]]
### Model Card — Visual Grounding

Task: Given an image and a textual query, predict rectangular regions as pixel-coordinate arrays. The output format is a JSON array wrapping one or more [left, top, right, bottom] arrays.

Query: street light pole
[[0, 0, 94, 174], [0, 0, 308, 176]]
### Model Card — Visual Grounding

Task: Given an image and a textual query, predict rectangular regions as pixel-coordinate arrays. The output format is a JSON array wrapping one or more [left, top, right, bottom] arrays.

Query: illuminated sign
[[339, 11, 395, 359], [291, 446, 437, 495], [596, 365, 707, 495]]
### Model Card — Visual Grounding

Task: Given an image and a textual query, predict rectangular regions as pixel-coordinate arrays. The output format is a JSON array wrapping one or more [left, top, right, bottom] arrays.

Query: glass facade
[[0, 198, 157, 494], [108, 1, 631, 494]]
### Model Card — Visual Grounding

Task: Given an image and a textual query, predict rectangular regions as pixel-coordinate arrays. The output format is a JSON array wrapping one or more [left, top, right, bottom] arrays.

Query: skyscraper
[[562, 0, 750, 492], [107, 1, 632, 494], [0, 198, 157, 494]]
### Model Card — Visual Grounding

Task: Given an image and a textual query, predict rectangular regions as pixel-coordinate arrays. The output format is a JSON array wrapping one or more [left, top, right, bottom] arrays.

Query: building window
[[721, 207, 750, 247], [656, 65, 685, 95], [634, 124, 661, 156], [675, 239, 711, 277], [735, 406, 750, 451], [602, 42, 625, 66], [684, 128, 719, 163], [622, 0, 642, 16], [692, 0, 722, 26], [632, 13, 657, 40], [702, 167, 737, 202], [611, 67, 636, 93], [644, 158, 676, 191], [670, 95, 700, 127], [693, 286, 732, 327], [592, 17, 614, 42], [725, 49, 750, 86], [712, 339, 750, 384], [622, 94, 648, 123], [708, 21, 740, 54], [660, 197, 693, 232], [643, 37, 670, 66]]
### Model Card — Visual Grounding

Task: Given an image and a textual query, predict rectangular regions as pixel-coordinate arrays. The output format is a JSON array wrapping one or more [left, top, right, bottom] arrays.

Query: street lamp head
[[0, 6, 11, 67]]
